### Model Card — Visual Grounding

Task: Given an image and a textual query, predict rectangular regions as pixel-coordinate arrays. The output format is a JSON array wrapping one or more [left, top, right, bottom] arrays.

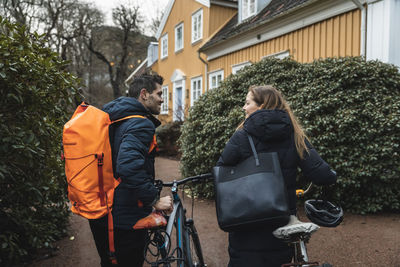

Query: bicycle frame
[[163, 183, 185, 265], [146, 173, 212, 267], [280, 183, 321, 267]]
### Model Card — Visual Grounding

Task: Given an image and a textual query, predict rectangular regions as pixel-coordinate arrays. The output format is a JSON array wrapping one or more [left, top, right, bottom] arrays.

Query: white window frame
[[175, 22, 184, 52], [161, 34, 168, 59], [160, 85, 169, 114], [172, 79, 186, 121], [191, 9, 203, 44], [232, 61, 252, 75], [242, 0, 257, 20], [208, 70, 224, 90], [261, 50, 290, 60], [190, 76, 202, 106]]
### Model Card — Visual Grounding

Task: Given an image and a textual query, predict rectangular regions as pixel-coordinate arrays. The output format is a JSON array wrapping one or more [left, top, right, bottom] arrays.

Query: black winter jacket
[[103, 96, 161, 230], [217, 109, 336, 252], [217, 109, 336, 214]]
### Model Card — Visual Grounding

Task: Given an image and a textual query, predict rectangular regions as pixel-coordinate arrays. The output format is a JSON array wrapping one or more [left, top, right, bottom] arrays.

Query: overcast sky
[[86, 0, 169, 31]]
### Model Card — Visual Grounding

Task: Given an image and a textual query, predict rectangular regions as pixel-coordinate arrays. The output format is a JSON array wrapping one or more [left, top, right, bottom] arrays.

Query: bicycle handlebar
[[296, 182, 313, 197], [162, 173, 213, 187]]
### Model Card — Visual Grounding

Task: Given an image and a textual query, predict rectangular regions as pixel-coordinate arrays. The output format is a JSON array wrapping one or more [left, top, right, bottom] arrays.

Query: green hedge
[[0, 17, 79, 265], [156, 121, 183, 158], [179, 57, 400, 214]]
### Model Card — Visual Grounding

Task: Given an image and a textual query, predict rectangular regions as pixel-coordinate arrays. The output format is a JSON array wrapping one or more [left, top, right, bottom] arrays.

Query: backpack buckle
[[97, 153, 104, 166], [108, 251, 117, 265]]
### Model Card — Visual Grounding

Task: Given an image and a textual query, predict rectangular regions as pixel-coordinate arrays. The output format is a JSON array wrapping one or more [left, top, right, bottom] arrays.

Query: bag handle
[[247, 134, 260, 167]]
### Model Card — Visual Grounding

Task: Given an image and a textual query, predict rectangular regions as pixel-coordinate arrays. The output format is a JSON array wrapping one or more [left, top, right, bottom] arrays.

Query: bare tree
[[0, 0, 43, 31], [86, 4, 143, 98], [149, 9, 164, 36], [1, 0, 152, 104]]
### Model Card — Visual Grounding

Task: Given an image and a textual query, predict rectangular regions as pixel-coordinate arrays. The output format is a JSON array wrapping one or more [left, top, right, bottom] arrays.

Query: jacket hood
[[244, 109, 293, 142], [103, 96, 161, 127]]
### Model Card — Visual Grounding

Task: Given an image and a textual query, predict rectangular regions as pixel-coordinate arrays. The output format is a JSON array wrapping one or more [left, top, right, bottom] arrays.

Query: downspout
[[351, 0, 367, 58], [198, 51, 208, 91]]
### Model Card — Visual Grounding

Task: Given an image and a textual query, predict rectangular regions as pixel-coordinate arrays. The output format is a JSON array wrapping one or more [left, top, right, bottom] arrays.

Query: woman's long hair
[[239, 85, 309, 159]]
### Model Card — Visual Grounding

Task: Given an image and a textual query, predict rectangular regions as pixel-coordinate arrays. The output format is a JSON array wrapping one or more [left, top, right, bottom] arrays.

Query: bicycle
[[143, 173, 213, 267], [273, 183, 341, 267]]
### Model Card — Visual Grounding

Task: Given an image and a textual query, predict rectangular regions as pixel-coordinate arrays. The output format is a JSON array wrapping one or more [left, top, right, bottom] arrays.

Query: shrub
[[179, 57, 400, 214], [0, 17, 79, 265], [156, 121, 183, 158]]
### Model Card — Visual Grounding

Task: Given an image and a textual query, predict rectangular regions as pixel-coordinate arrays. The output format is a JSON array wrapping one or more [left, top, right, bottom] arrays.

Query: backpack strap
[[96, 153, 106, 207], [107, 208, 117, 264], [111, 115, 146, 124], [111, 115, 158, 154], [149, 134, 158, 154]]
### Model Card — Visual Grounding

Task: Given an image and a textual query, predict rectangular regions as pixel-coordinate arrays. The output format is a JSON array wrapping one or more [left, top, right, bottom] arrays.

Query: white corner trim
[[156, 0, 175, 39], [196, 0, 210, 8], [205, 0, 359, 60]]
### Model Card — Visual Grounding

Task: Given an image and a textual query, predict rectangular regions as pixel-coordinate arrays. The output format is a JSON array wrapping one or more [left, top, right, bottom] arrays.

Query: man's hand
[[153, 196, 173, 212]]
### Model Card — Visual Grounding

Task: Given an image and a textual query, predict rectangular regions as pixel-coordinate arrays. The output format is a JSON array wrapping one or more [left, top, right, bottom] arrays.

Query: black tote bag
[[213, 134, 290, 232]]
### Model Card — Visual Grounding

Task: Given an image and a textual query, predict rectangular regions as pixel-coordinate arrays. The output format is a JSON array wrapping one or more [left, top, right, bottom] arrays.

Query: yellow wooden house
[[130, 0, 400, 123], [148, 0, 238, 123]]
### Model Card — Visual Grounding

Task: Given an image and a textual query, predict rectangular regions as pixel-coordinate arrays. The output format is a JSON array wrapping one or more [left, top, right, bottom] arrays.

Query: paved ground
[[30, 157, 400, 267]]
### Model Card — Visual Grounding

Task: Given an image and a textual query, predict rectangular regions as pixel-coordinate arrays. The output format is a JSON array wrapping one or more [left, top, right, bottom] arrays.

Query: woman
[[217, 85, 337, 267]]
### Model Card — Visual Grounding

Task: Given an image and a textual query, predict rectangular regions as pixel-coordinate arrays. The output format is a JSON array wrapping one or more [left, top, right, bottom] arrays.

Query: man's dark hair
[[128, 73, 164, 98]]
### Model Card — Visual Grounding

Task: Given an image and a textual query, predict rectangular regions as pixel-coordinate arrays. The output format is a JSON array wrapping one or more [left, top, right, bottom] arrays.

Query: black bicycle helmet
[[304, 199, 343, 227]]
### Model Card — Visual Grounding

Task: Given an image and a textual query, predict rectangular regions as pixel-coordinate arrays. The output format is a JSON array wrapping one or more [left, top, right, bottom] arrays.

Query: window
[[161, 86, 169, 114], [209, 70, 224, 90], [173, 80, 185, 121], [161, 34, 168, 59], [191, 76, 202, 106], [175, 23, 184, 52], [232, 61, 252, 75], [261, 50, 290, 60], [242, 0, 256, 20], [192, 9, 203, 43]]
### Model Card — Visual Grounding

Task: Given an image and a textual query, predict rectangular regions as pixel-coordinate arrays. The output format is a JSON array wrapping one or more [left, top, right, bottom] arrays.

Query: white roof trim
[[125, 58, 148, 85], [205, 0, 358, 60], [156, 0, 212, 39], [196, 0, 210, 8], [156, 0, 176, 39], [211, 0, 237, 8]]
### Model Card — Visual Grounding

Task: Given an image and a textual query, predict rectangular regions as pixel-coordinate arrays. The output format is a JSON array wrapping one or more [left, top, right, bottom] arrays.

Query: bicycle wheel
[[183, 218, 205, 267]]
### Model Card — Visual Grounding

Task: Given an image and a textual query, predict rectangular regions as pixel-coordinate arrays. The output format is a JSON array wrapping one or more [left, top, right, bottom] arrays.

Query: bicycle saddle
[[273, 215, 319, 240], [133, 211, 167, 230]]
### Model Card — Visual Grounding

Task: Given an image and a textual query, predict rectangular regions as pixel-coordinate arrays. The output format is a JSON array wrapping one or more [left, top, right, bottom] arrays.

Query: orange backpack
[[62, 102, 152, 264]]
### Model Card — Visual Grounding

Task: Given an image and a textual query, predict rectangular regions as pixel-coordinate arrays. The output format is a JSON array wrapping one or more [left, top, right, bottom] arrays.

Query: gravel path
[[30, 157, 400, 267]]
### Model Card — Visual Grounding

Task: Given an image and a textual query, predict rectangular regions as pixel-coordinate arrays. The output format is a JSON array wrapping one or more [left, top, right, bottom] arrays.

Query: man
[[89, 73, 173, 267]]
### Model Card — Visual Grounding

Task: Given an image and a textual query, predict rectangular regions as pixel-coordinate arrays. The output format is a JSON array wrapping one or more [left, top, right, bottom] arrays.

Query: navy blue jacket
[[217, 109, 336, 253], [103, 97, 161, 230]]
